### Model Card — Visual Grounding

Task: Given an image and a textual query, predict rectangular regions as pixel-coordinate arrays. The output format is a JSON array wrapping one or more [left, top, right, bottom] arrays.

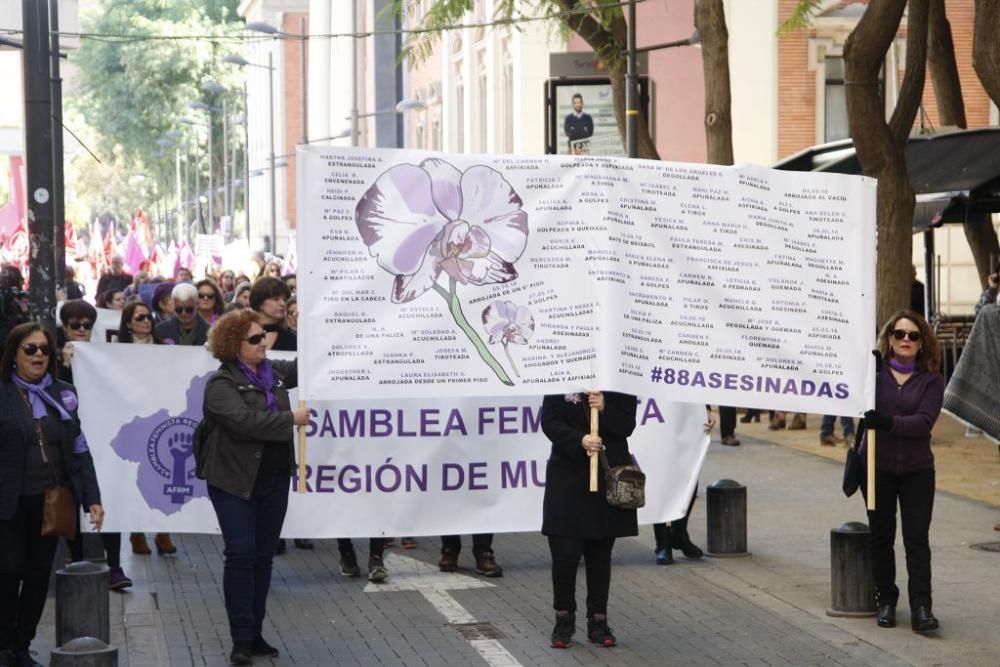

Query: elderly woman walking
[[200, 310, 308, 665]]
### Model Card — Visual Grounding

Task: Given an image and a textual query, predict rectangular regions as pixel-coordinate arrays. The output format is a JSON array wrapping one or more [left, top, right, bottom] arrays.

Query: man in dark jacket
[[154, 282, 209, 346], [96, 255, 133, 297]]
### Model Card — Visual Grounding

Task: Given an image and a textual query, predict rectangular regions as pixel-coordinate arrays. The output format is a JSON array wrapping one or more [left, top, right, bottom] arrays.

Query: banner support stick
[[297, 400, 307, 494], [589, 405, 599, 492]]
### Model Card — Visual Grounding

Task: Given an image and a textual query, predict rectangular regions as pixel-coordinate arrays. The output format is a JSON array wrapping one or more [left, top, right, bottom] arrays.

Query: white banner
[[296, 147, 876, 415], [72, 344, 709, 537]]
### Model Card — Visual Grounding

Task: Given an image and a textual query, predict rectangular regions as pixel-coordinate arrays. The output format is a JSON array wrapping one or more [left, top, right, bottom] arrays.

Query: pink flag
[[178, 240, 194, 271], [122, 231, 146, 274]]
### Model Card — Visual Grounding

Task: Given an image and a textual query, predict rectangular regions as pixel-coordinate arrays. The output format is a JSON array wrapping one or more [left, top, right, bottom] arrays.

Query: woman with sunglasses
[[201, 309, 307, 665], [195, 279, 225, 326], [863, 310, 943, 634], [116, 301, 177, 556], [0, 323, 104, 667], [56, 301, 133, 591]]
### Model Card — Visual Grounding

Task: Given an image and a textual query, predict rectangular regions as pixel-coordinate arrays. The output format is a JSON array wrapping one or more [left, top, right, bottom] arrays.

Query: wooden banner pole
[[297, 400, 307, 494], [866, 428, 876, 511], [589, 405, 599, 492]]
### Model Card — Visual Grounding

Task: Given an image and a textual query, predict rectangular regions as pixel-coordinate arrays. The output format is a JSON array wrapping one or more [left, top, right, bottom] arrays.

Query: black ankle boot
[[876, 604, 896, 628], [230, 640, 253, 665], [252, 635, 280, 657], [671, 529, 703, 559], [911, 606, 939, 633]]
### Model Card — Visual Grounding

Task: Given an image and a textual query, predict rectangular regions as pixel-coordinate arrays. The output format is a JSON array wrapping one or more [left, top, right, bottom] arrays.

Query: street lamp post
[[223, 52, 277, 251]]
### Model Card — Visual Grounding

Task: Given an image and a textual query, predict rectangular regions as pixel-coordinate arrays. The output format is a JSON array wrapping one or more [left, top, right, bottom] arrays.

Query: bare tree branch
[[928, 0, 967, 128], [973, 0, 1000, 107], [889, 0, 929, 145]]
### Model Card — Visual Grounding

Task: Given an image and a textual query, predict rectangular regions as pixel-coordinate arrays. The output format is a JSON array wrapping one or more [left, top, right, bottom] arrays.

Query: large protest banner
[[297, 147, 877, 415], [72, 344, 709, 537]]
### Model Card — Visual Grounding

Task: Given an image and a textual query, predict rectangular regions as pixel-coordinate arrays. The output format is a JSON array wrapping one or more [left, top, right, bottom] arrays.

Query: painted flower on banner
[[355, 158, 528, 304], [355, 159, 530, 386], [481, 300, 534, 378]]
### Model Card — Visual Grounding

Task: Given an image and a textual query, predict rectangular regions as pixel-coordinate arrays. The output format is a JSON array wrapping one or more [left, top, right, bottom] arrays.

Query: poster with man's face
[[556, 84, 624, 157]]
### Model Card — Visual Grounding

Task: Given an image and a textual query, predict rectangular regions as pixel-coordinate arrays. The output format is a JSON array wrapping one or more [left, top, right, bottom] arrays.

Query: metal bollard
[[827, 522, 876, 617], [706, 479, 749, 557], [50, 637, 118, 667], [56, 562, 110, 646]]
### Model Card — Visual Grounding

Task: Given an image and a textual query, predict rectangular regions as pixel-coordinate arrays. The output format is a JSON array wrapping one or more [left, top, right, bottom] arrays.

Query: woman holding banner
[[541, 391, 638, 649], [201, 309, 308, 666], [0, 322, 104, 667], [863, 310, 943, 634]]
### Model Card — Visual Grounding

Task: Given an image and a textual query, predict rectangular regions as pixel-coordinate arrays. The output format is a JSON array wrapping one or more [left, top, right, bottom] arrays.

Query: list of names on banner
[[298, 147, 875, 414]]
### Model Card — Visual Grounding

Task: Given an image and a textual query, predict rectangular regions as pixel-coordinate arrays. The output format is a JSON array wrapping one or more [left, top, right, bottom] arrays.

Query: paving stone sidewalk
[[32, 433, 1000, 666]]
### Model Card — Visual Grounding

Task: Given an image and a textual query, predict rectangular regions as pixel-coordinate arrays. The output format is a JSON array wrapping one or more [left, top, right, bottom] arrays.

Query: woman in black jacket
[[201, 309, 308, 666], [0, 323, 104, 667], [541, 391, 638, 649]]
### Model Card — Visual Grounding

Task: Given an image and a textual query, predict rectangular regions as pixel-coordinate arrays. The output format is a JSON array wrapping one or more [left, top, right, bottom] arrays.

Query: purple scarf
[[12, 373, 72, 421], [237, 359, 278, 412], [888, 357, 917, 373], [12, 373, 90, 454]]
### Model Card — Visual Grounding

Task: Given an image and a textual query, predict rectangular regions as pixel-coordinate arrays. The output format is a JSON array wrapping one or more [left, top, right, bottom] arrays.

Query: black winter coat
[[0, 377, 102, 520], [541, 392, 639, 539], [200, 360, 297, 500]]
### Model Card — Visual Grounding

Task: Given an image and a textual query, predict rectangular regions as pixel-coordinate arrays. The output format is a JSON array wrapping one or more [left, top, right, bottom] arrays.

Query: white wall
[[725, 0, 778, 166]]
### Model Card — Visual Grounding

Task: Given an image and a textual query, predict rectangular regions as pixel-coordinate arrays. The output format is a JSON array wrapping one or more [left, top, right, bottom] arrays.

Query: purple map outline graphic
[[110, 373, 212, 515]]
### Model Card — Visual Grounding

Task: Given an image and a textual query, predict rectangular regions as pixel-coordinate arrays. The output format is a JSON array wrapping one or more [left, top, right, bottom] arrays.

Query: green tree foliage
[[69, 0, 243, 222]]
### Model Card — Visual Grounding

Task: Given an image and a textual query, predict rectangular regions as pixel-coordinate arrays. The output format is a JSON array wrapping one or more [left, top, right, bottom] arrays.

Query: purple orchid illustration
[[482, 300, 534, 378], [355, 158, 529, 386]]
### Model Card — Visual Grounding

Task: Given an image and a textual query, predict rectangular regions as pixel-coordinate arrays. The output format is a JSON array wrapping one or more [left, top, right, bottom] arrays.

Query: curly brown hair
[[207, 309, 262, 362], [876, 309, 941, 373]]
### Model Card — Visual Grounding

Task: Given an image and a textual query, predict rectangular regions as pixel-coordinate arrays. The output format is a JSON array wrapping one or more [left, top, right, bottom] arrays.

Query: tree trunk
[[844, 0, 929, 326], [928, 0, 966, 127], [928, 0, 998, 286], [695, 0, 734, 166], [964, 210, 1000, 287], [973, 0, 1000, 105], [555, 0, 661, 159]]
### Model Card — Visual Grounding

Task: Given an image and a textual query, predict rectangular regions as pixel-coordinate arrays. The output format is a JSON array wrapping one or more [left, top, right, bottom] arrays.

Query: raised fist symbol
[[168, 431, 193, 457]]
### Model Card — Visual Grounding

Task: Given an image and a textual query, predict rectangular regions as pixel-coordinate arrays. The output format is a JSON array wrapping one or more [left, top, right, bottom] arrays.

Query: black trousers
[[547, 535, 615, 617], [68, 522, 122, 569], [441, 534, 493, 557], [719, 406, 736, 438], [865, 468, 935, 609], [653, 490, 697, 551], [0, 494, 59, 651], [337, 538, 385, 557]]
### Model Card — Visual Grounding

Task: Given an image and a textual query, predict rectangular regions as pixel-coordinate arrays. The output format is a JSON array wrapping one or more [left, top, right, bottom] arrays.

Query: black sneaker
[[368, 555, 388, 583], [251, 636, 280, 657], [340, 550, 361, 577], [550, 612, 575, 649], [587, 616, 617, 647]]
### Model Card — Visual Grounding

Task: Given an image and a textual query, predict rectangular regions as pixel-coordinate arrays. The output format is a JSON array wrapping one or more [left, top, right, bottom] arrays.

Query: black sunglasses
[[132, 313, 152, 322], [21, 343, 51, 357], [175, 306, 196, 315], [67, 320, 94, 331], [198, 293, 215, 300], [891, 329, 922, 342], [245, 333, 267, 345]]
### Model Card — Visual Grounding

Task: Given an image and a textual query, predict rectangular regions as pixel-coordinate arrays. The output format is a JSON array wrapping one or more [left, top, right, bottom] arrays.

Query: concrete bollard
[[826, 521, 876, 617], [706, 479, 749, 557], [56, 562, 110, 646], [50, 637, 118, 667]]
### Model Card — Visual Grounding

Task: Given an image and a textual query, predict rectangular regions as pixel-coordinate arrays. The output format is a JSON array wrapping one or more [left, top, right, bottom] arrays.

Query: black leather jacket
[[0, 377, 102, 519]]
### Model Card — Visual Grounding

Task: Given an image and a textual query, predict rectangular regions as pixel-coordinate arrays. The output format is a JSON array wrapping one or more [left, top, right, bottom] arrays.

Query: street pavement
[[33, 432, 1000, 666]]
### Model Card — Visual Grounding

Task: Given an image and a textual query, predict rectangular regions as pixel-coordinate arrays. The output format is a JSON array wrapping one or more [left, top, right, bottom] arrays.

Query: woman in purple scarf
[[862, 310, 943, 634], [200, 309, 307, 666], [0, 322, 104, 667]]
